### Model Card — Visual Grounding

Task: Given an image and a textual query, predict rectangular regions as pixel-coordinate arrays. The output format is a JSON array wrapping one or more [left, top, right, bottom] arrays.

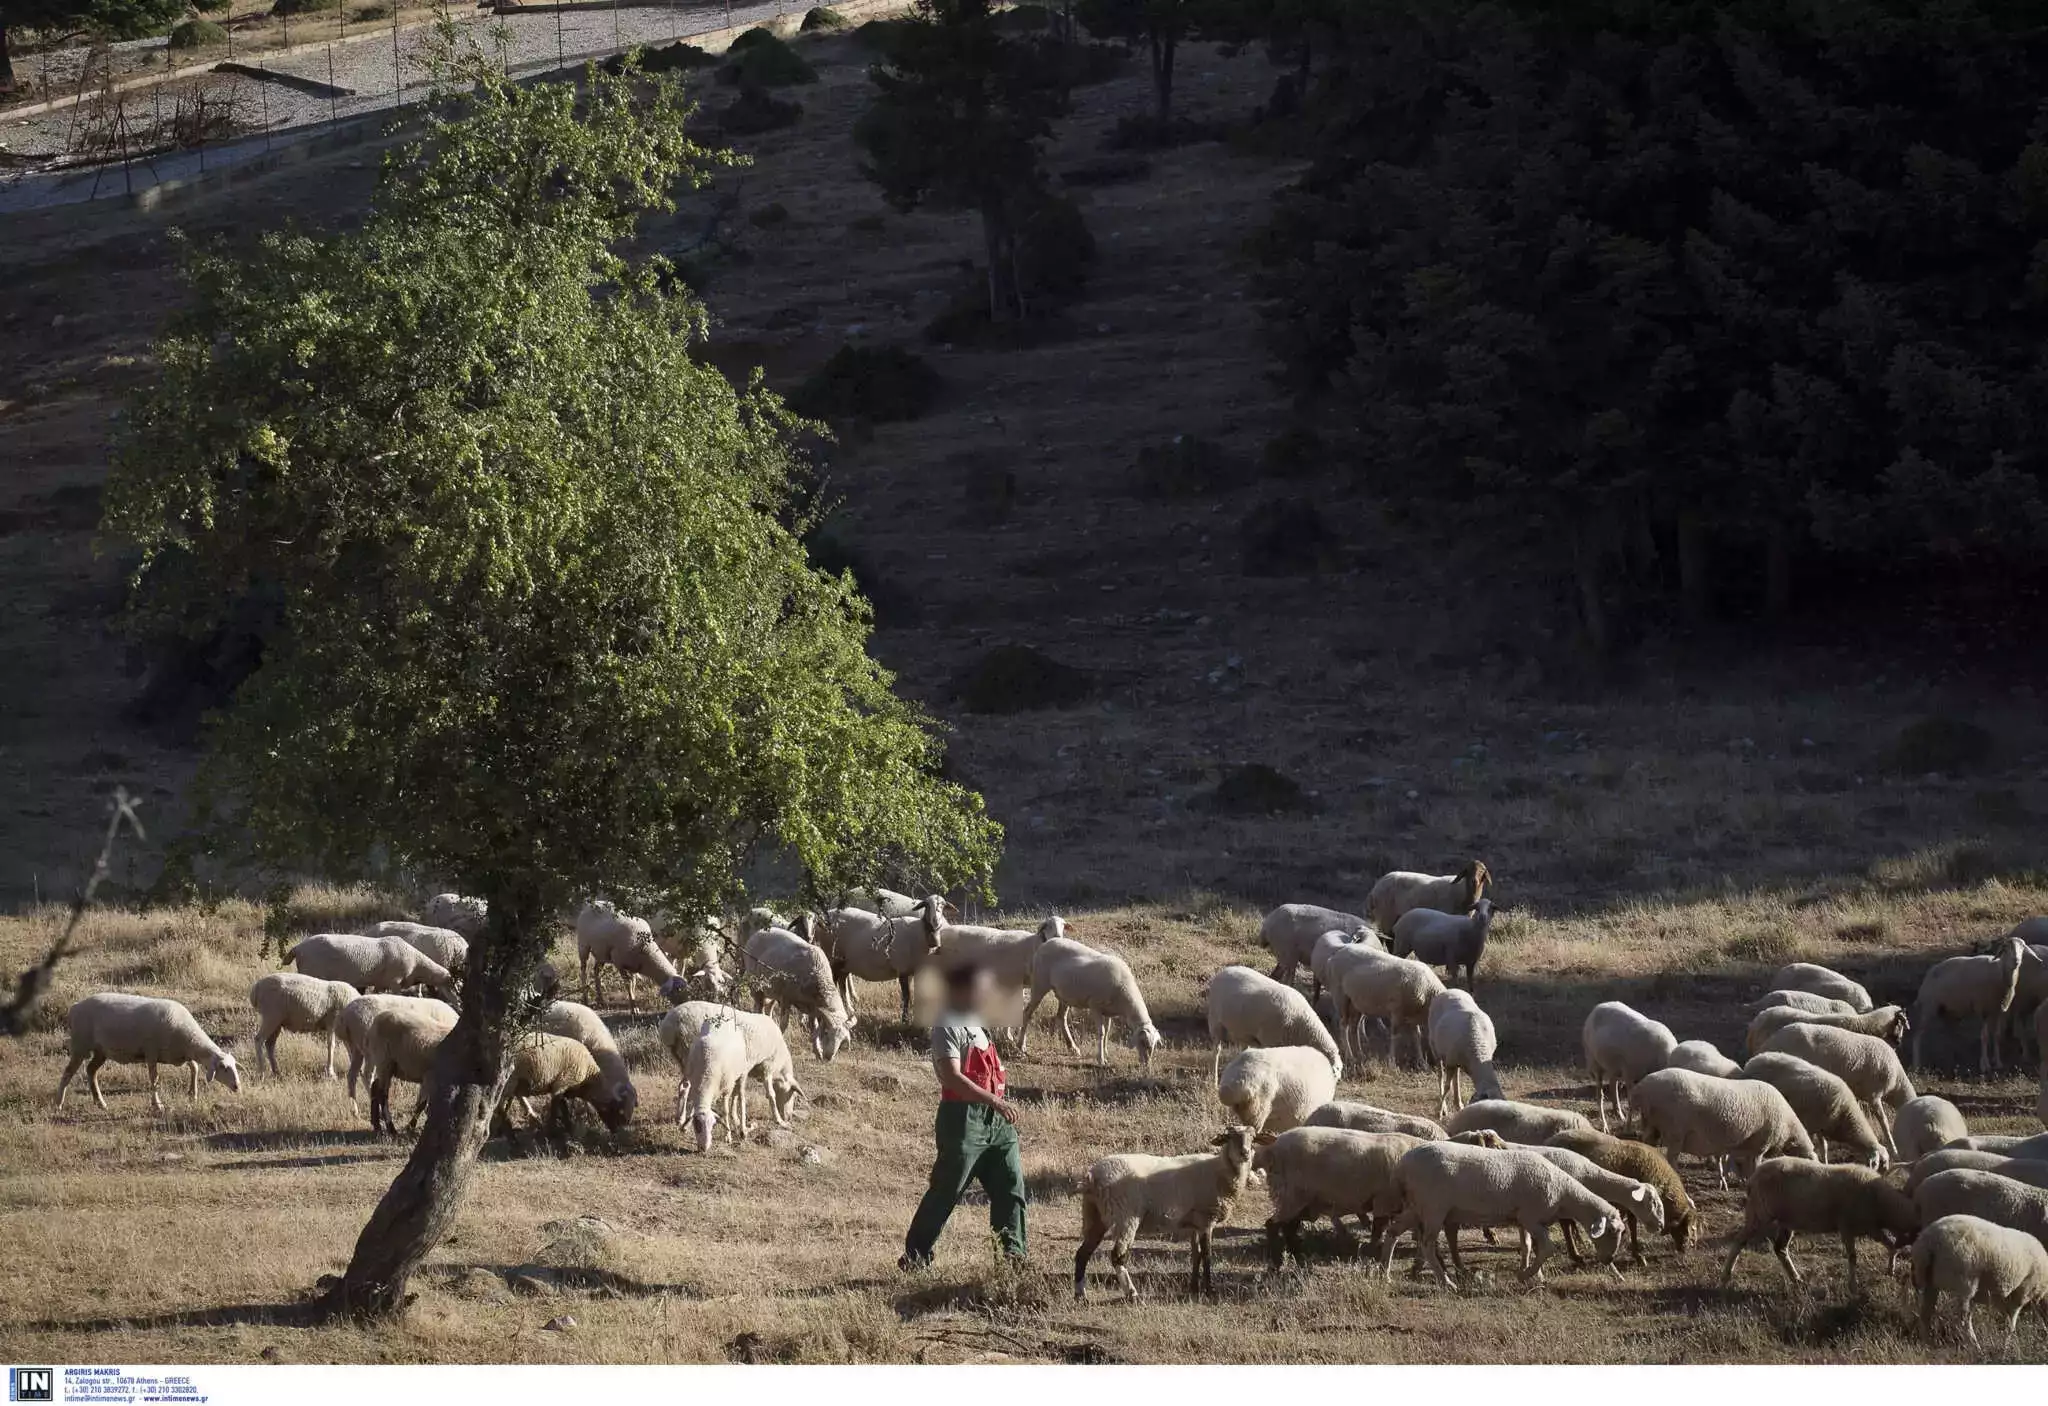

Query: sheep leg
[[1562, 1219, 1588, 1265], [1720, 1224, 1753, 1286], [898, 973, 913, 1025], [1097, 1014, 1111, 1068], [1073, 1198, 1106, 1301], [55, 1052, 88, 1108], [1769, 1228, 1802, 1285], [1871, 1099, 1897, 1157], [674, 1077, 689, 1128], [1521, 1225, 1553, 1285], [1017, 987, 1050, 1057], [1057, 1002, 1081, 1056], [579, 952, 593, 1005], [189, 1060, 201, 1100], [1596, 1077, 1610, 1132], [2000, 1297, 2023, 1350], [1841, 1232, 1859, 1290], [1917, 1280, 1940, 1336], [1419, 1217, 1455, 1289], [1187, 1232, 1202, 1298], [86, 1054, 109, 1109], [322, 1026, 338, 1079], [1375, 1208, 1418, 1281], [1961, 1288, 1980, 1347], [1443, 1222, 1472, 1280], [147, 1061, 165, 1113]]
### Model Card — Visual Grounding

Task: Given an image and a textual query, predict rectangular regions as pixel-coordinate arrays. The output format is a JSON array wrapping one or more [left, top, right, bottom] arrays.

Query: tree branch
[[0, 788, 145, 1037]]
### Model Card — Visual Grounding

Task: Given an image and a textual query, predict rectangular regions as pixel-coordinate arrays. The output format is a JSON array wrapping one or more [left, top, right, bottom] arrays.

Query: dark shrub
[[1060, 155, 1152, 189], [718, 85, 803, 135], [954, 645, 1091, 714], [168, 18, 227, 46], [790, 344, 941, 423], [1017, 192, 1094, 299], [606, 41, 715, 75], [800, 6, 847, 29], [749, 202, 791, 228], [1240, 497, 1341, 576], [1888, 717, 1995, 775], [1135, 435, 1241, 498], [1202, 764, 1315, 816], [1261, 425, 1323, 479], [271, 0, 339, 14], [852, 17, 915, 53], [992, 2, 1051, 29], [720, 31, 816, 86], [805, 528, 920, 628]]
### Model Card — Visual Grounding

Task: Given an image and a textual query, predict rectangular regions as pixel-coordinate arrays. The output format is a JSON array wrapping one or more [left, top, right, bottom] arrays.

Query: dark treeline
[[1252, 0, 2048, 650]]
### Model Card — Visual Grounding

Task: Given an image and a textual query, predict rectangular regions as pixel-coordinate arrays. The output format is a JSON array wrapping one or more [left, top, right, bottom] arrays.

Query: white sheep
[[1426, 988, 1503, 1119], [1630, 1066, 1816, 1187], [1366, 860, 1492, 936], [1378, 1139, 1623, 1287], [1389, 899, 1496, 989], [535, 999, 638, 1127], [1667, 1039, 1742, 1078], [936, 914, 1061, 998], [1744, 1003, 1910, 1057], [1216, 1045, 1339, 1134], [1913, 934, 2030, 1073], [1521, 1145, 1668, 1260], [489, 1032, 633, 1141], [421, 893, 488, 938], [1767, 962, 1873, 1012], [1746, 990, 1860, 1018], [1258, 904, 1373, 985], [1204, 965, 1342, 1084], [816, 895, 945, 1022], [362, 1001, 460, 1135], [1739, 1052, 1889, 1169], [1906, 1148, 2021, 1195], [1074, 1125, 1267, 1301], [360, 920, 468, 973], [1758, 1023, 1916, 1155], [1951, 1132, 2048, 1159], [682, 1015, 751, 1152], [2004, 940, 2048, 1068], [651, 914, 730, 999], [1255, 1127, 1428, 1263], [1912, 1214, 2048, 1347], [742, 926, 856, 1061], [248, 972, 359, 1078], [282, 933, 456, 1000], [574, 901, 683, 1009], [1334, 949, 1444, 1069], [1720, 1158, 1919, 1290], [1581, 1001, 1678, 1130], [336, 993, 448, 1103], [56, 994, 242, 1112], [659, 999, 803, 1130], [1914, 1170, 2048, 1257], [1019, 935, 1161, 1069], [1304, 1100, 1448, 1141], [1444, 1099, 1592, 1146], [1893, 1095, 1970, 1162]]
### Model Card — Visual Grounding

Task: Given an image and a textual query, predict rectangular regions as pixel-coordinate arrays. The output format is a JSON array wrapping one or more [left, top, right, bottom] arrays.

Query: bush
[[1055, 41, 1129, 88], [805, 529, 920, 628], [718, 85, 803, 136], [167, 18, 227, 47], [992, 2, 1051, 29], [852, 17, 915, 52], [748, 201, 790, 228], [790, 343, 940, 423], [1261, 425, 1322, 479], [1060, 155, 1151, 189], [606, 41, 715, 75], [800, 6, 847, 29], [1239, 497, 1341, 576], [1202, 764, 1315, 817], [1135, 435, 1241, 498], [352, 3, 390, 17], [953, 645, 1091, 714], [1016, 192, 1093, 299], [1105, 113, 1227, 151], [271, 0, 340, 14], [1887, 717, 1995, 776], [720, 31, 816, 87]]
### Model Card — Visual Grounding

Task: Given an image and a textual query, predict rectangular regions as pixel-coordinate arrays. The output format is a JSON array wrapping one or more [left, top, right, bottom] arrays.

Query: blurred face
[[947, 969, 994, 1013]]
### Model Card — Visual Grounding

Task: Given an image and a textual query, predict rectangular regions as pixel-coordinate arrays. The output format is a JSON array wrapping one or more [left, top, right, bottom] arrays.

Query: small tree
[[1074, 0, 1206, 126], [855, 0, 1071, 323], [0, 0, 225, 92], [104, 49, 1001, 1320]]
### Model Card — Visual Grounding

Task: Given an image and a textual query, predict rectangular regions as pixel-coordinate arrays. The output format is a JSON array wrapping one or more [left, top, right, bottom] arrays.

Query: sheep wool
[[1204, 965, 1342, 1084], [1913, 1169, 2048, 1250], [1217, 1045, 1339, 1134], [1757, 1023, 1916, 1155], [1379, 1139, 1622, 1288], [536, 1000, 638, 1127], [1739, 1052, 1889, 1169], [360, 920, 468, 973], [1258, 904, 1373, 985], [1912, 1214, 2048, 1347], [1767, 962, 1874, 1013], [1667, 1040, 1742, 1078], [1721, 1158, 1919, 1289], [1545, 1126, 1696, 1255], [683, 1016, 751, 1153], [1426, 988, 1503, 1119], [1334, 950, 1444, 1069], [249, 972, 359, 1079], [1892, 1095, 1970, 1162], [1580, 1001, 1678, 1130], [1255, 1127, 1427, 1264], [1388, 900, 1496, 990], [575, 901, 683, 1010], [1444, 1099, 1592, 1146], [817, 896, 946, 1022], [1304, 1101, 1447, 1141], [282, 933, 456, 1000], [742, 926, 855, 1061], [56, 993, 242, 1113], [1630, 1066, 1816, 1187], [1366, 861, 1491, 937], [1075, 1126, 1265, 1301], [1020, 936, 1162, 1069], [660, 1000, 804, 1129], [1913, 935, 2028, 1074]]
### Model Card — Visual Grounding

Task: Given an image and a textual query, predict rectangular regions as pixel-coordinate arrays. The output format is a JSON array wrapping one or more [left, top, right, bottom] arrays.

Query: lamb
[[248, 972, 359, 1078], [362, 1001, 460, 1135], [1018, 936, 1162, 1069], [1258, 904, 1373, 985], [574, 901, 684, 1009], [1304, 1101, 1448, 1141], [1366, 860, 1491, 937], [1720, 1158, 1919, 1289], [1388, 900, 1496, 989], [1911, 1214, 2048, 1347], [1255, 1127, 1426, 1264], [659, 1000, 803, 1130], [1216, 1046, 1339, 1134], [360, 920, 469, 973], [1913, 934, 2029, 1073], [1204, 965, 1342, 1084], [1739, 1052, 1889, 1168], [282, 933, 456, 1000], [1334, 950, 1444, 1069], [1744, 1003, 1910, 1057], [337, 993, 448, 1102], [420, 893, 487, 938], [681, 1015, 751, 1152], [816, 895, 946, 1022], [1444, 1099, 1592, 1146], [1426, 988, 1503, 1119], [1758, 1023, 1916, 1155], [1766, 962, 1873, 1012], [488, 1032, 632, 1142], [1667, 1040, 1742, 1078], [56, 994, 242, 1112], [1746, 990, 1860, 1019], [1581, 1001, 1678, 1130], [1913, 1170, 2048, 1254], [741, 926, 855, 1061], [1629, 1066, 1816, 1187], [1546, 1127, 1697, 1256], [1893, 1095, 1969, 1162], [536, 1000, 638, 1127], [1074, 1125, 1267, 1301], [1377, 1139, 1623, 1287]]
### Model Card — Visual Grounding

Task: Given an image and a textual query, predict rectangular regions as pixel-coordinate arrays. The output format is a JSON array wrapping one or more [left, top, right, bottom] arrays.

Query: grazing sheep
[[1389, 900, 1496, 989], [1217, 1046, 1339, 1135], [1758, 1023, 1916, 1155], [1951, 1132, 2048, 1159], [1366, 861, 1491, 937], [1894, 1095, 1970, 1162], [1074, 1125, 1267, 1301], [660, 1000, 804, 1129], [682, 1016, 751, 1153], [1739, 1052, 1889, 1169], [1521, 1145, 1668, 1260], [535, 1000, 638, 1128], [816, 896, 946, 1023], [651, 915, 730, 999], [282, 933, 456, 1001], [1720, 1159, 1919, 1289], [337, 993, 448, 1103], [2004, 941, 2048, 1067], [575, 901, 684, 1010], [1581, 1001, 1678, 1130], [362, 1001, 460, 1135], [1445, 1099, 1593, 1146], [1305, 929, 1366, 1000], [1257, 1127, 1427, 1263], [842, 887, 944, 920], [1667, 1040, 1742, 1078], [1204, 965, 1343, 1084], [56, 994, 242, 1112], [1630, 1067, 1816, 1187], [421, 893, 488, 938], [1906, 1149, 2021, 1196], [936, 914, 1062, 1000], [360, 920, 468, 973], [1426, 988, 1503, 1120], [1378, 1139, 1623, 1287], [1767, 962, 1873, 1013], [1546, 1127, 1696, 1256], [1259, 904, 1373, 985], [742, 926, 855, 1061], [1912, 1214, 2048, 1347], [1305, 1101, 1448, 1141], [1913, 1170, 2048, 1253], [1914, 935, 2029, 1073], [1744, 1003, 1910, 1057], [1334, 950, 1444, 1069], [487, 1032, 631, 1143], [1747, 990, 1860, 1019], [248, 973, 359, 1078], [1019, 936, 1162, 1069]]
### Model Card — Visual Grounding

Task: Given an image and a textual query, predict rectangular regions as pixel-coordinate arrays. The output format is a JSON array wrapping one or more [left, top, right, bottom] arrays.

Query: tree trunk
[[325, 888, 548, 1321], [1764, 518, 1793, 621], [1151, 35, 1175, 127], [980, 201, 1017, 323], [0, 25, 16, 95], [1677, 513, 1710, 626], [1573, 518, 1610, 657]]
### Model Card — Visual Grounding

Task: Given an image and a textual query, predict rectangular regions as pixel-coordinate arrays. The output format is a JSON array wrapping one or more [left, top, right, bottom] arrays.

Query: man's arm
[[933, 1054, 1019, 1123]]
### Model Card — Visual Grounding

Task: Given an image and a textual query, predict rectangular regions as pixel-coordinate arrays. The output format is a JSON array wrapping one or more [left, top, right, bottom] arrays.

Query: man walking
[[900, 962, 1025, 1270]]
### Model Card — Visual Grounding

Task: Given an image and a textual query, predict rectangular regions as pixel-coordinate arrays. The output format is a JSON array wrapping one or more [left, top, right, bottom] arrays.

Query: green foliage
[[791, 343, 942, 422], [167, 16, 225, 45], [271, 0, 339, 14], [800, 5, 846, 29], [603, 41, 716, 75], [104, 52, 1002, 924], [719, 30, 817, 86]]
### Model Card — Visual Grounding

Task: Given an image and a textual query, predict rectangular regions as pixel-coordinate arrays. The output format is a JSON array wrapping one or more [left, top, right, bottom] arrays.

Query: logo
[[9, 1370, 53, 1404]]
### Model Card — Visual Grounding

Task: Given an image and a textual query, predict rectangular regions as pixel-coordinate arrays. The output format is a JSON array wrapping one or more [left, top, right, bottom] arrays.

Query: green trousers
[[904, 1101, 1027, 1263]]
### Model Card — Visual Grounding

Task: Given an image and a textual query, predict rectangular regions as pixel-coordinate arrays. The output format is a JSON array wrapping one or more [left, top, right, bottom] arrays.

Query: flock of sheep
[[42, 870, 2048, 1349]]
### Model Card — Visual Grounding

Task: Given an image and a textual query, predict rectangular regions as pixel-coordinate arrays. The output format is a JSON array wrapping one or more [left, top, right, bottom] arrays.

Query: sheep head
[[1133, 1022, 1163, 1068], [211, 1051, 242, 1094]]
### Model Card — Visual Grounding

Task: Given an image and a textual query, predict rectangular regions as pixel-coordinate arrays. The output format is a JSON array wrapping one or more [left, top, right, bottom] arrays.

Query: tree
[[0, 0, 223, 92], [102, 47, 1002, 1320], [1073, 0, 1199, 127], [855, 0, 1073, 323]]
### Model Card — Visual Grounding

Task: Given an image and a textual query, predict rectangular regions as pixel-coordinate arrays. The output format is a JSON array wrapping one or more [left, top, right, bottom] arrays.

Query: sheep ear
[[1630, 1186, 1646, 1202], [1254, 1133, 1277, 1146], [1589, 1216, 1609, 1237]]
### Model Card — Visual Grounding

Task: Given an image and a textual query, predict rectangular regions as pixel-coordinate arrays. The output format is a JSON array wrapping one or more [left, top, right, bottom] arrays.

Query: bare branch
[[0, 789, 146, 1037]]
